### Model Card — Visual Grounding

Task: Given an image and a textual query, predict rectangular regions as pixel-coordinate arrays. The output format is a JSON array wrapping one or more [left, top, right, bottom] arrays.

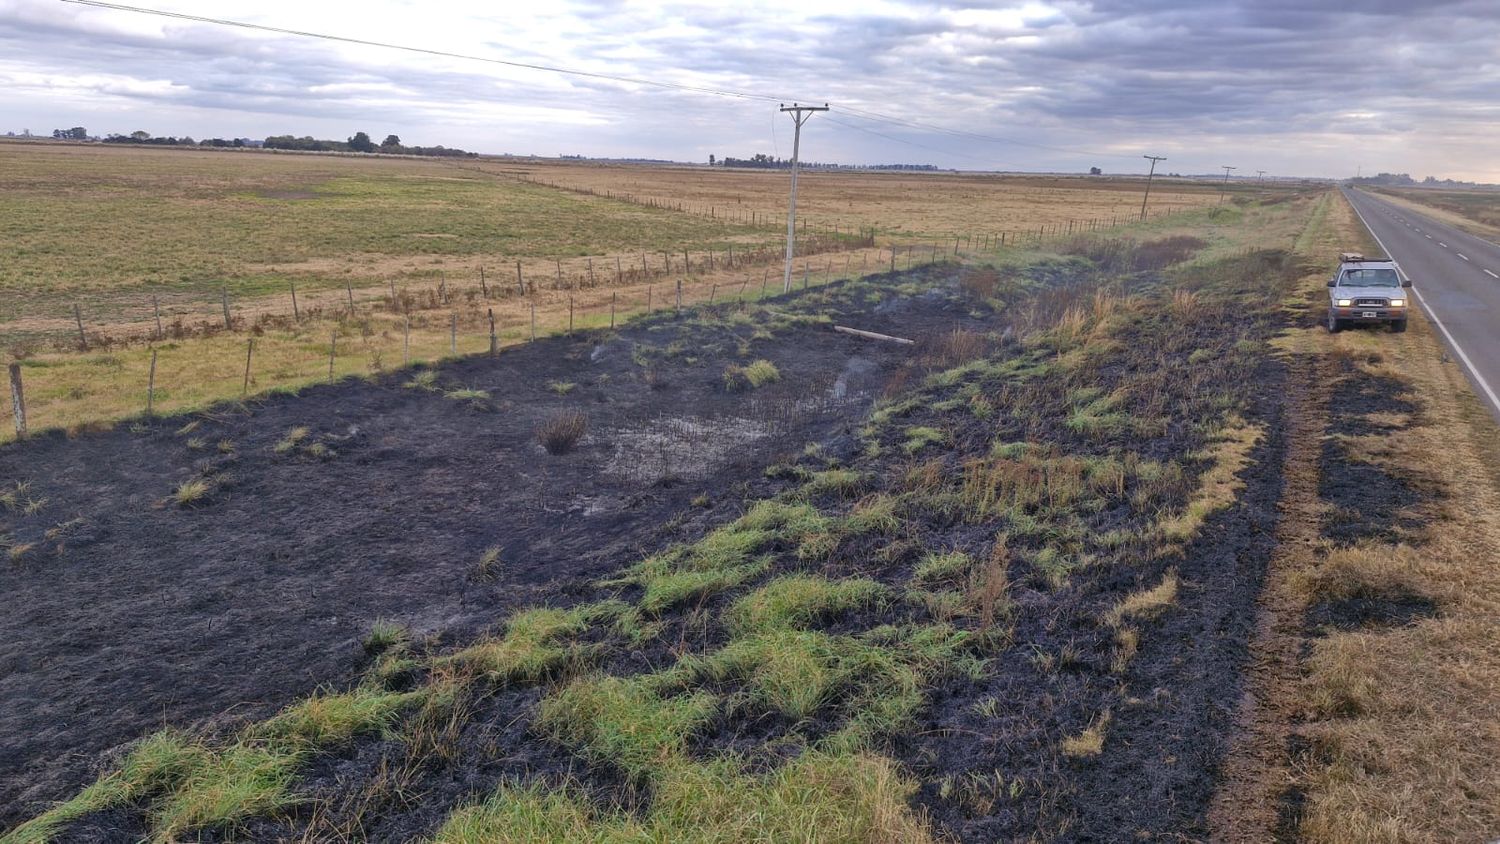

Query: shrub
[[536, 411, 587, 455]]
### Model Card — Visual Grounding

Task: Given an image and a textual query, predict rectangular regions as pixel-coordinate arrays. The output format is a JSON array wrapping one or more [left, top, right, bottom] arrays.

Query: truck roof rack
[[1339, 252, 1364, 263]]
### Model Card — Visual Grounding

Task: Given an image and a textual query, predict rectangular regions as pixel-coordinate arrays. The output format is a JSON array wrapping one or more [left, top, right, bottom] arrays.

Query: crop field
[[1373, 185, 1500, 239], [3, 156, 1494, 842]]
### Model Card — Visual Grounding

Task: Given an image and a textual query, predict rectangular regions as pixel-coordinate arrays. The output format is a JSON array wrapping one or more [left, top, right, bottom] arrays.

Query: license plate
[[1361, 311, 1377, 318]]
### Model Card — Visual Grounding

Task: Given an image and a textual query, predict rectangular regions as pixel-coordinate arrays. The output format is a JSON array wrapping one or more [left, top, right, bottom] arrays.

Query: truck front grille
[[1354, 298, 1388, 307]]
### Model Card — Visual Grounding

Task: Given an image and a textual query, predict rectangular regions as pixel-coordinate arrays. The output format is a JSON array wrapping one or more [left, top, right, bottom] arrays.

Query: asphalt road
[[1344, 187, 1500, 420]]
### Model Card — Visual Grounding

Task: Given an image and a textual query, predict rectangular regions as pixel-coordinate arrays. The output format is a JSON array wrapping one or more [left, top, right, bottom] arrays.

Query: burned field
[[4, 242, 1312, 842]]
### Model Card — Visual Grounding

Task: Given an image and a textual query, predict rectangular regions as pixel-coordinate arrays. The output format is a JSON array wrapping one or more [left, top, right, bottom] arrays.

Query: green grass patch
[[727, 574, 886, 635]]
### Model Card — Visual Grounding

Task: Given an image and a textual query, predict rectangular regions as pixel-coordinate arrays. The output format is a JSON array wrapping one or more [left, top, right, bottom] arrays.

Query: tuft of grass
[[902, 426, 949, 455], [723, 359, 781, 392], [272, 426, 309, 454], [727, 574, 886, 635], [444, 606, 592, 684], [1102, 570, 1179, 628], [802, 468, 866, 498], [444, 387, 491, 402], [537, 675, 717, 780], [536, 410, 587, 455], [476, 545, 504, 579], [172, 477, 212, 507], [913, 551, 972, 585], [404, 369, 439, 391], [363, 620, 407, 654], [1159, 415, 1263, 542], [1060, 710, 1112, 758], [546, 380, 576, 395]]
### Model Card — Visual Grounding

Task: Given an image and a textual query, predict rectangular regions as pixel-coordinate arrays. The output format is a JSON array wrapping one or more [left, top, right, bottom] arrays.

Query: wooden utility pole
[[780, 103, 829, 293], [1141, 154, 1166, 220], [9, 363, 27, 438], [1218, 165, 1237, 205]]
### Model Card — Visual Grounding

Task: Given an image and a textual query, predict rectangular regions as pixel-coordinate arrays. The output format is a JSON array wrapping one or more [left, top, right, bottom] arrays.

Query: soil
[[0, 266, 972, 828]]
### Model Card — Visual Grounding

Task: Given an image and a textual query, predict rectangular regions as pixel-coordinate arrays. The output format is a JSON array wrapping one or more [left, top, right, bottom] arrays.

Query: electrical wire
[[61, 0, 1146, 163]]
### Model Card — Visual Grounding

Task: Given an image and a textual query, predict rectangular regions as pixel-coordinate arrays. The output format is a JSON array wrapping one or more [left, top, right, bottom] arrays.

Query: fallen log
[[833, 325, 915, 345]]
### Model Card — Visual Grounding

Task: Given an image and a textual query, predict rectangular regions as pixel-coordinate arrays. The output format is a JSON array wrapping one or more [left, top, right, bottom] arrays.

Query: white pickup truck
[[1326, 252, 1411, 333]]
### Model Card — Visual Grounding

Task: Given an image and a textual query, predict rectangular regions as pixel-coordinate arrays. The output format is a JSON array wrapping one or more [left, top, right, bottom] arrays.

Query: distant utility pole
[[1256, 170, 1267, 183], [1140, 154, 1167, 220], [780, 102, 829, 294], [1218, 165, 1237, 204]]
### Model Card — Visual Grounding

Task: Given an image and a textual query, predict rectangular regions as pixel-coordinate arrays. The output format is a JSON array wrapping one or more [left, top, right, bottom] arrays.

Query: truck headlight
[[1336, 298, 1353, 307], [1389, 298, 1405, 308]]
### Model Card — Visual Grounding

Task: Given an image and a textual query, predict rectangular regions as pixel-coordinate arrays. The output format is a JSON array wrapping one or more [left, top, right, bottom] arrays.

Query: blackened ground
[[1319, 355, 1434, 547], [0, 267, 986, 828]]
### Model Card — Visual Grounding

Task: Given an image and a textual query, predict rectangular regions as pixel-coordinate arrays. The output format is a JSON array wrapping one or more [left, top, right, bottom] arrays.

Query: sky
[[1, 0, 1497, 180]]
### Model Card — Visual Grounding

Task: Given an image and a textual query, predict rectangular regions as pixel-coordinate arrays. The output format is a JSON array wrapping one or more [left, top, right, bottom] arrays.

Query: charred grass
[[5, 235, 1313, 841]]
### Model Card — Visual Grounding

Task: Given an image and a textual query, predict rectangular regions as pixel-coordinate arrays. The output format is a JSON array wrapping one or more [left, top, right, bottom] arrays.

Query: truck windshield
[[1340, 268, 1401, 287]]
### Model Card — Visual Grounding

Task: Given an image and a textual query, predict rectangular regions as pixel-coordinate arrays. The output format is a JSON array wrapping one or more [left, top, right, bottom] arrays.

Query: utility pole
[[1256, 169, 1267, 182], [780, 102, 829, 294], [1140, 154, 1166, 221], [1218, 165, 1237, 204]]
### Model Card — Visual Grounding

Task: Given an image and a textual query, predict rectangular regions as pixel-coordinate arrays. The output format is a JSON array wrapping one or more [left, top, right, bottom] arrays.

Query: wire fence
[[5, 209, 1184, 443]]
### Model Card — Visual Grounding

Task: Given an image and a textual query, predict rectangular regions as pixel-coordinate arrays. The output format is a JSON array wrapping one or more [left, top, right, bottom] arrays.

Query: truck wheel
[[1326, 313, 1343, 333], [1391, 319, 1407, 333]]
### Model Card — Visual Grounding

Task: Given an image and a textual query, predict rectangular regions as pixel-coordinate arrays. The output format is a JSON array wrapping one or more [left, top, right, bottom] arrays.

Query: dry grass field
[[1370, 185, 1500, 241], [0, 141, 1276, 443]]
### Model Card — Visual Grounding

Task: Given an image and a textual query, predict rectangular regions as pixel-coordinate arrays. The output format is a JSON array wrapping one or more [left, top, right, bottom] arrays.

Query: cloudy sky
[[2, 0, 1497, 180]]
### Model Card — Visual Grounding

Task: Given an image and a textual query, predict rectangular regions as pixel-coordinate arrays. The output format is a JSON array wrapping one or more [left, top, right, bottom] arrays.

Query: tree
[[381, 134, 401, 149], [348, 131, 375, 153], [130, 130, 151, 141], [709, 154, 715, 166], [52, 127, 88, 140], [1089, 166, 1102, 175]]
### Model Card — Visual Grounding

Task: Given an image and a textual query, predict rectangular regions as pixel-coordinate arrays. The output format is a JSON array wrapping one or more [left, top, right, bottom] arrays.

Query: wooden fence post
[[610, 292, 616, 329], [290, 282, 299, 321], [675, 279, 682, 311], [516, 261, 524, 296], [242, 338, 254, 395], [450, 313, 457, 355], [345, 280, 355, 312], [403, 318, 410, 366], [762, 268, 769, 296], [488, 308, 497, 355], [709, 284, 716, 305], [479, 266, 488, 298], [9, 363, 26, 438], [146, 349, 158, 415], [556, 260, 563, 290], [647, 285, 653, 313], [568, 297, 574, 333], [530, 303, 536, 341], [222, 288, 232, 330], [74, 303, 88, 350], [616, 255, 623, 285], [588, 258, 595, 287], [328, 333, 336, 379], [153, 295, 163, 340]]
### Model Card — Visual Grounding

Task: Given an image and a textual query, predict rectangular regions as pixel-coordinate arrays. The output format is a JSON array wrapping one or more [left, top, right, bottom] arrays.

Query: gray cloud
[[0, 0, 1497, 178]]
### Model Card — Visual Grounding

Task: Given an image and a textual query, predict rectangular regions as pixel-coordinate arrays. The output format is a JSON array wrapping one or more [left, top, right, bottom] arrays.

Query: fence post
[[530, 303, 536, 341], [242, 338, 254, 395], [647, 285, 653, 313], [146, 348, 158, 416], [290, 282, 299, 321], [345, 280, 355, 312], [762, 268, 769, 296], [450, 313, 457, 355], [709, 284, 716, 305], [516, 261, 524, 295], [479, 266, 488, 298], [610, 292, 616, 329], [328, 333, 336, 379], [9, 362, 26, 438], [568, 297, 574, 333], [488, 309, 497, 355], [153, 295, 163, 340], [588, 258, 595, 287], [616, 255, 623, 285], [403, 318, 410, 366], [556, 260, 563, 290], [222, 288, 232, 330], [74, 303, 88, 350], [675, 279, 682, 311]]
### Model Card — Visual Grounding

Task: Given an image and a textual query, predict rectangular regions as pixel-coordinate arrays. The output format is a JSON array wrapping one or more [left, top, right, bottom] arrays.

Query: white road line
[[1440, 242, 1449, 248], [1348, 193, 1500, 416], [1426, 234, 1433, 239], [1459, 253, 1470, 261], [1486, 269, 1499, 279]]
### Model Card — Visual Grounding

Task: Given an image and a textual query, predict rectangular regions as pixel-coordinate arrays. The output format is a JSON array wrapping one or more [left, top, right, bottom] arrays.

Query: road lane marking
[[1347, 193, 1500, 417], [1426, 234, 1433, 239], [1459, 253, 1469, 261], [1440, 242, 1449, 248], [1487, 269, 1499, 279]]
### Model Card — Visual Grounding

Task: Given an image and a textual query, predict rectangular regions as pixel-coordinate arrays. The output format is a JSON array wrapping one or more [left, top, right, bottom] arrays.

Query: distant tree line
[[64, 128, 475, 158], [1349, 172, 1494, 189], [718, 153, 939, 171]]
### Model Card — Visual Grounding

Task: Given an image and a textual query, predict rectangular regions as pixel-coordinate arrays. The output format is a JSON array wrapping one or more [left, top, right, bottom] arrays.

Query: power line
[[59, 0, 787, 103], [61, 0, 1159, 166]]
